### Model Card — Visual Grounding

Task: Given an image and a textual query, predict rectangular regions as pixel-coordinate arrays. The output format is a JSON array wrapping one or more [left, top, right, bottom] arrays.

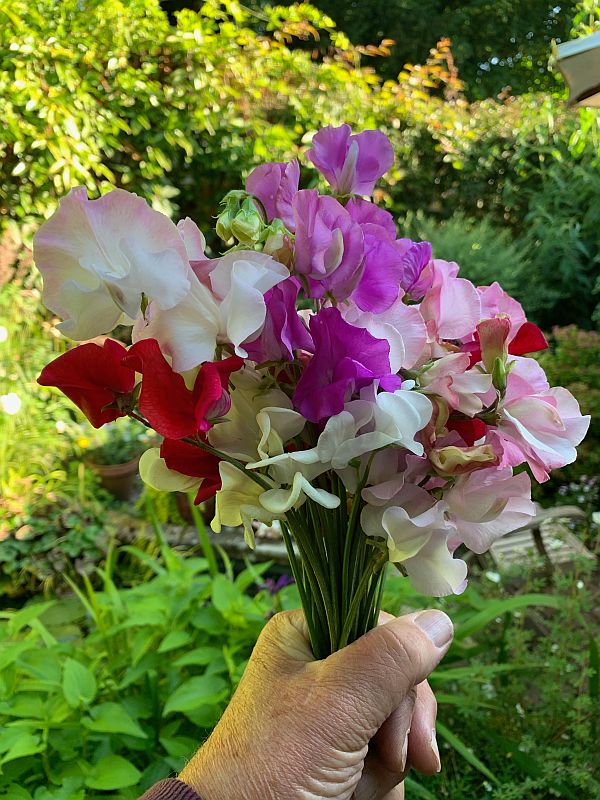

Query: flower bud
[[230, 197, 264, 245]]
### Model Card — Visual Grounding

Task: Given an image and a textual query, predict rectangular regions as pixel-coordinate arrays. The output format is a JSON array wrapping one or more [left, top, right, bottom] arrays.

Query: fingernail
[[430, 729, 441, 772], [400, 729, 410, 772], [414, 610, 453, 649]]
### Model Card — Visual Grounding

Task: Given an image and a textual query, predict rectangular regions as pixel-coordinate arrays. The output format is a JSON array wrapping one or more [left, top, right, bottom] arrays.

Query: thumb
[[322, 610, 453, 733]]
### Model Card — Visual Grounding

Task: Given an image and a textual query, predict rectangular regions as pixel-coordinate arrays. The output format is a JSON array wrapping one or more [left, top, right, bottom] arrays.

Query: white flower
[[208, 368, 301, 462], [139, 448, 202, 494], [34, 187, 192, 340], [0, 326, 7, 343], [212, 462, 275, 547], [133, 250, 288, 371], [1, 393, 21, 415]]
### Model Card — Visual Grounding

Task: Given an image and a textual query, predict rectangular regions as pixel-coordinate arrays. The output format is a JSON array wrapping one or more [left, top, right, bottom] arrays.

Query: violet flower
[[246, 160, 300, 231], [293, 189, 365, 301], [293, 307, 400, 422], [245, 278, 314, 363], [307, 124, 394, 196]]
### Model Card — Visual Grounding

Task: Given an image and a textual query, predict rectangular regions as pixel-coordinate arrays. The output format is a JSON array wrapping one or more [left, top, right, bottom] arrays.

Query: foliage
[[0, 465, 116, 599], [2, 0, 599, 333], [402, 211, 530, 295], [0, 541, 597, 799], [0, 543, 285, 798], [252, 0, 577, 98], [85, 418, 156, 466], [383, 565, 600, 800]]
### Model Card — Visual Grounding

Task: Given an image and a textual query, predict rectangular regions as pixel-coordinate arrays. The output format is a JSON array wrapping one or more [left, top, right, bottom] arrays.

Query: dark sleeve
[[138, 778, 203, 800]]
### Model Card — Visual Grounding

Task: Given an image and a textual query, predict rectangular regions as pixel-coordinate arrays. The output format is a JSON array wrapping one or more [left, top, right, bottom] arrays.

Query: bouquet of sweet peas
[[36, 125, 590, 658]]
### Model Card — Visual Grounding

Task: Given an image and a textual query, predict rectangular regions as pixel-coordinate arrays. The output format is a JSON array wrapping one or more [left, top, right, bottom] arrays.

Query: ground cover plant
[[0, 535, 597, 800]]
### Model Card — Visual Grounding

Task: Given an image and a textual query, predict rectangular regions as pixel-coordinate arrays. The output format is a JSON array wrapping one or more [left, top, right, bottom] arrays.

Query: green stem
[[187, 492, 219, 577], [338, 550, 387, 649]]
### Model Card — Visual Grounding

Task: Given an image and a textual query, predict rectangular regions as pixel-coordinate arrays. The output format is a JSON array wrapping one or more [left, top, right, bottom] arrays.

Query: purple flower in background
[[246, 160, 300, 231], [293, 307, 400, 422], [307, 124, 394, 196], [245, 278, 314, 362], [293, 190, 365, 301], [262, 574, 295, 595], [398, 240, 433, 300]]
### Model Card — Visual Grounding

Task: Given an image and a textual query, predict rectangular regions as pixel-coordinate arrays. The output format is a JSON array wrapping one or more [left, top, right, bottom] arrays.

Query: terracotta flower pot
[[86, 456, 140, 501]]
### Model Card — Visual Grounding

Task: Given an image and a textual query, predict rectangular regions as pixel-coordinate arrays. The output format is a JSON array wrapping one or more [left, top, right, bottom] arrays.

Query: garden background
[[0, 1, 599, 798]]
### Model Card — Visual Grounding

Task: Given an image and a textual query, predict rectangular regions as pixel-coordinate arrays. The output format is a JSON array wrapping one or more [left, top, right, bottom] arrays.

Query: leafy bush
[[0, 545, 287, 798], [402, 211, 530, 296], [0, 539, 597, 799]]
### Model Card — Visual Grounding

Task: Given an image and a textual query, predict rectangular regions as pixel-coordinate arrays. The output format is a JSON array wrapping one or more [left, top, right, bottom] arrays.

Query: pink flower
[[307, 124, 394, 196], [420, 260, 481, 343], [444, 468, 535, 552], [495, 358, 590, 482], [293, 190, 365, 300], [419, 352, 493, 416], [245, 160, 299, 231]]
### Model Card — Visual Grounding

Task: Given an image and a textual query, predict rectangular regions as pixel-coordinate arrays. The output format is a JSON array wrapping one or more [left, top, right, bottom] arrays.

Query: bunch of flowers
[[36, 125, 590, 658]]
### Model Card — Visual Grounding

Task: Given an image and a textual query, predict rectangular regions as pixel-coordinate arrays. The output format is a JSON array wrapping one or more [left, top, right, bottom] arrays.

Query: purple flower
[[306, 124, 394, 196], [262, 574, 295, 595], [244, 278, 314, 362], [346, 197, 397, 239], [293, 190, 365, 301], [351, 227, 407, 313], [293, 307, 400, 422], [397, 240, 433, 300], [246, 160, 300, 231]]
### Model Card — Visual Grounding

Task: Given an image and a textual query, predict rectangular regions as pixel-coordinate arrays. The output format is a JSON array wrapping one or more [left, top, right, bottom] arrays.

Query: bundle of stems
[[280, 473, 388, 660]]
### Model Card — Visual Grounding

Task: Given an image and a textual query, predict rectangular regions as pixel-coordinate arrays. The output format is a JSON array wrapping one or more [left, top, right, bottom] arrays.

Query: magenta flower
[[246, 160, 300, 231], [244, 278, 314, 363], [293, 189, 365, 301], [293, 307, 400, 422], [346, 197, 397, 239], [307, 124, 394, 196]]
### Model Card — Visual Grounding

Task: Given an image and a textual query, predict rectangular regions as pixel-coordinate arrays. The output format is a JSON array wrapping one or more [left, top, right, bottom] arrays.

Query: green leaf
[[62, 658, 97, 708], [85, 755, 141, 790], [7, 601, 55, 635], [83, 702, 148, 738], [0, 642, 36, 671], [436, 721, 499, 783], [455, 594, 563, 640], [431, 663, 542, 683], [157, 630, 193, 653], [0, 732, 44, 765], [163, 674, 228, 716], [173, 646, 223, 667], [404, 777, 439, 799]]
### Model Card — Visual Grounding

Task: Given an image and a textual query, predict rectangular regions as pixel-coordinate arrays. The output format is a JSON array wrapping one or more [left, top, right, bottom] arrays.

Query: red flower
[[447, 417, 488, 446], [38, 339, 135, 428], [161, 438, 221, 504], [465, 322, 548, 368], [123, 339, 243, 439]]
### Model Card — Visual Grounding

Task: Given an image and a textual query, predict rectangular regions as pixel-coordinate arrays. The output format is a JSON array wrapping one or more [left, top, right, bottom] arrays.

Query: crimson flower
[[123, 339, 243, 439], [161, 438, 221, 504], [37, 339, 135, 428], [465, 321, 548, 368]]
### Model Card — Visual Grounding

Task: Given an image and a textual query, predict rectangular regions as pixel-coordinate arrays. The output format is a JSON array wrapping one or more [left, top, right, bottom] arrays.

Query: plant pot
[[86, 456, 140, 501]]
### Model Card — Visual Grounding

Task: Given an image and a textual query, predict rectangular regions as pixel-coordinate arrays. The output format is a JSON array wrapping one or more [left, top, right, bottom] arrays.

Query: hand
[[179, 608, 453, 800]]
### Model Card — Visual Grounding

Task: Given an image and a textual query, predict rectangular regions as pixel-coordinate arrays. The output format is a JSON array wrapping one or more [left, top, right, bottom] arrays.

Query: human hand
[[179, 608, 452, 800]]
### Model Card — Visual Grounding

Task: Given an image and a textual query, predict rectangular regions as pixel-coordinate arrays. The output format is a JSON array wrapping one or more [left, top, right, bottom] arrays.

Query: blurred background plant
[[0, 0, 599, 797]]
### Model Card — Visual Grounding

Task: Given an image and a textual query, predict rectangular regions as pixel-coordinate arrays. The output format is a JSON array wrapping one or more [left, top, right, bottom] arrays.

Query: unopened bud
[[491, 356, 507, 393]]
